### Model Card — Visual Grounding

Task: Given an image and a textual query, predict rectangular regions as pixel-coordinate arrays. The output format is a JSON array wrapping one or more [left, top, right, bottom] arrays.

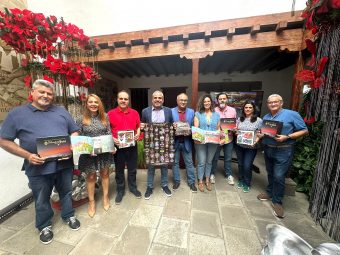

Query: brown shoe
[[272, 203, 285, 218], [257, 193, 271, 201], [198, 182, 204, 192], [206, 181, 212, 191]]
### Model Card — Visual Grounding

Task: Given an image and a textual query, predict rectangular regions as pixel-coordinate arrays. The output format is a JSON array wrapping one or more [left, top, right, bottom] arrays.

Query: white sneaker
[[210, 174, 215, 184], [227, 175, 235, 185]]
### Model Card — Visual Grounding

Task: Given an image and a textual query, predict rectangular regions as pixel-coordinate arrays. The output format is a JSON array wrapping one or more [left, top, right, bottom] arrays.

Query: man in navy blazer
[[171, 93, 197, 192], [141, 90, 173, 199]]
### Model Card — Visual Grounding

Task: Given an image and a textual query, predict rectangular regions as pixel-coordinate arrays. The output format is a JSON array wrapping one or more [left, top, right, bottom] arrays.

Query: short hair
[[32, 79, 55, 91], [267, 94, 283, 102], [152, 90, 164, 98], [177, 93, 188, 100], [216, 92, 228, 101], [117, 90, 130, 99]]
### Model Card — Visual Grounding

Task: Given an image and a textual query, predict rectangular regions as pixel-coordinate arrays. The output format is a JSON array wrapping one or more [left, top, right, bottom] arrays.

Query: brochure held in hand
[[36, 135, 72, 161], [71, 135, 116, 155], [191, 127, 220, 144], [117, 130, 135, 148], [261, 120, 283, 137]]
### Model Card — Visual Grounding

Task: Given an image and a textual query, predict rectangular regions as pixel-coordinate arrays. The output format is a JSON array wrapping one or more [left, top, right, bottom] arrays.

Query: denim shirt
[[195, 111, 220, 131]]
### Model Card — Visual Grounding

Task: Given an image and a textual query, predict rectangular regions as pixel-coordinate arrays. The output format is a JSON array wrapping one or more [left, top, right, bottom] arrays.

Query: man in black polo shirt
[[0, 79, 81, 244]]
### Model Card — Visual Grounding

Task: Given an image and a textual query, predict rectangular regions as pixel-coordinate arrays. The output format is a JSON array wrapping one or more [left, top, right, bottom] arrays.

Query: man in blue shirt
[[0, 79, 81, 245], [171, 93, 197, 192], [257, 94, 308, 219]]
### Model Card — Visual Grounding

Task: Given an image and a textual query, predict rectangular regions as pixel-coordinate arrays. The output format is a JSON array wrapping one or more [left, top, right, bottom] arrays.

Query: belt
[[266, 144, 292, 148]]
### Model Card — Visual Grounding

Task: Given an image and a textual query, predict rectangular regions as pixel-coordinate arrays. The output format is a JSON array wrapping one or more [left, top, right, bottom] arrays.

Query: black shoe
[[39, 226, 53, 244], [172, 182, 180, 190], [115, 191, 125, 204], [144, 187, 153, 200], [189, 184, 197, 193], [65, 216, 80, 231], [130, 189, 142, 199], [162, 186, 172, 197]]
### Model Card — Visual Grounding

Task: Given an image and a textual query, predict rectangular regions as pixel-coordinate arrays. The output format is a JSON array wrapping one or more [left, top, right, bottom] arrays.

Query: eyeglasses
[[267, 100, 281, 105], [179, 99, 188, 102]]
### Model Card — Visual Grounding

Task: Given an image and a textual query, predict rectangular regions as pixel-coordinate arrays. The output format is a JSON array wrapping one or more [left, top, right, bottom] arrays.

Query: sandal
[[103, 196, 110, 211], [206, 181, 212, 191], [198, 182, 204, 192]]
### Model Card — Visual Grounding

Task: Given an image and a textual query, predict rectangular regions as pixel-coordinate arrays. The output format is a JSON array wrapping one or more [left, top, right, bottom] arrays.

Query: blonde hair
[[82, 94, 107, 126]]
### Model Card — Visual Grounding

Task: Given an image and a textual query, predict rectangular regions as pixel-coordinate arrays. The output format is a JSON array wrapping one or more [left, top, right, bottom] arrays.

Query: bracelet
[[287, 134, 292, 139]]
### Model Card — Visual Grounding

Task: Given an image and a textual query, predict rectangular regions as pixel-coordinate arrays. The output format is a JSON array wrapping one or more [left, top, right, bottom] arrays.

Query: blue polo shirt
[[262, 109, 307, 146], [0, 103, 79, 176]]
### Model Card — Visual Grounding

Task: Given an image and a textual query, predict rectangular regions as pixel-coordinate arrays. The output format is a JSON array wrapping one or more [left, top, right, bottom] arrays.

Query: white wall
[[116, 66, 294, 116]]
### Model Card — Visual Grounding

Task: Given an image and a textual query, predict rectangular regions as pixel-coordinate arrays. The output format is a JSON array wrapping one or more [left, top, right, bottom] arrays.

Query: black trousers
[[114, 145, 138, 192]]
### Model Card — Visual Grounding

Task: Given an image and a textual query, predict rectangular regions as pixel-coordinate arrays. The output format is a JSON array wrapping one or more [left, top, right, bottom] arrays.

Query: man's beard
[[219, 103, 226, 109]]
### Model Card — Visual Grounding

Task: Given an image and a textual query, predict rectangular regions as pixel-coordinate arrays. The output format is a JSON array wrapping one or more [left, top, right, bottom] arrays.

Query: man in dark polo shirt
[[257, 94, 308, 219], [171, 93, 197, 192], [0, 79, 80, 245], [108, 90, 142, 204]]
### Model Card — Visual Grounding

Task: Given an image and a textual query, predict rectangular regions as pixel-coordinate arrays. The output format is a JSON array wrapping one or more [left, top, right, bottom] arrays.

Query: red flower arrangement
[[0, 7, 100, 90]]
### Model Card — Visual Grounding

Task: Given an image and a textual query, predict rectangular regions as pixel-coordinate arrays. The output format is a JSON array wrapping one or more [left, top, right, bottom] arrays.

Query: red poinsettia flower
[[304, 116, 316, 125], [43, 75, 55, 84], [24, 75, 32, 87]]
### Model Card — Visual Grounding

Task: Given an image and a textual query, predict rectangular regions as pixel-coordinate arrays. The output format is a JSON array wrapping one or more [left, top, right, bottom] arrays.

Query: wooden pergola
[[88, 11, 309, 110]]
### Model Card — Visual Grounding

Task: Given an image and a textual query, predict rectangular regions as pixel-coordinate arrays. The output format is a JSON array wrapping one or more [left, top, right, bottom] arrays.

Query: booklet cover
[[117, 130, 135, 148], [261, 120, 283, 137], [191, 127, 220, 144], [237, 130, 256, 146], [174, 121, 191, 136], [192, 127, 205, 143], [71, 135, 115, 155], [220, 118, 237, 131], [36, 135, 72, 161]]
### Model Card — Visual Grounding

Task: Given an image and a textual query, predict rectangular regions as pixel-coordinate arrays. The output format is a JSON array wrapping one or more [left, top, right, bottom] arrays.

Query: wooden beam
[[276, 21, 288, 33], [227, 27, 235, 39], [119, 61, 142, 77], [111, 62, 134, 78], [142, 59, 160, 76], [183, 34, 189, 44], [87, 29, 303, 62], [204, 31, 211, 42], [155, 58, 168, 76], [92, 11, 303, 45], [250, 25, 261, 35], [191, 58, 199, 109], [131, 59, 150, 77], [290, 53, 304, 110]]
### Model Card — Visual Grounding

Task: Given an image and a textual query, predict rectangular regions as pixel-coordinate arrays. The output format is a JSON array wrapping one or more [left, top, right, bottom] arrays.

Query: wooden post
[[290, 52, 304, 111], [191, 58, 199, 109]]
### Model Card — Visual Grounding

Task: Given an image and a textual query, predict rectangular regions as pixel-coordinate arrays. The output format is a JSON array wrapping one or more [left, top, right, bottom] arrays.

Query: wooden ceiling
[[98, 48, 298, 78], [90, 11, 306, 79]]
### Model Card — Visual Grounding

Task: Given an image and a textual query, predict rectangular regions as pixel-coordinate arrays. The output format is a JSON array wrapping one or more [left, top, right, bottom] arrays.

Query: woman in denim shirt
[[194, 95, 221, 192]]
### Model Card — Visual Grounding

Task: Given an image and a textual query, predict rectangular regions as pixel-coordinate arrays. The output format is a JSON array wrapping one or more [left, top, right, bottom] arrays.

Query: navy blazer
[[141, 106, 173, 124], [171, 107, 195, 153]]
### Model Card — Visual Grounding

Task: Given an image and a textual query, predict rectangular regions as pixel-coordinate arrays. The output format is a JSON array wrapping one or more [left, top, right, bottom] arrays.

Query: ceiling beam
[[130, 59, 150, 77], [113, 62, 135, 78], [86, 29, 304, 62], [142, 59, 160, 76], [92, 12, 303, 45]]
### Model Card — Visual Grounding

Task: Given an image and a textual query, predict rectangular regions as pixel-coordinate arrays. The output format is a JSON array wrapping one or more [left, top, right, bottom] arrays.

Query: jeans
[[234, 144, 257, 187], [114, 146, 138, 192], [264, 145, 294, 205], [147, 165, 168, 188], [27, 168, 74, 231], [211, 142, 233, 177], [172, 143, 196, 185], [195, 143, 219, 180]]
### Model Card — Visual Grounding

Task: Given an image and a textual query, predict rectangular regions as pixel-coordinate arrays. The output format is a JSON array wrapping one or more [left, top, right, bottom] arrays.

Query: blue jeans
[[195, 143, 218, 180], [211, 142, 233, 177], [234, 144, 257, 187], [27, 168, 74, 231], [147, 165, 168, 188], [172, 143, 196, 185], [264, 145, 294, 205]]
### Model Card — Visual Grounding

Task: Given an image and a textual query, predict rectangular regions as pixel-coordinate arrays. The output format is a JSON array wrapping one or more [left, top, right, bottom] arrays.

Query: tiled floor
[[0, 155, 334, 254]]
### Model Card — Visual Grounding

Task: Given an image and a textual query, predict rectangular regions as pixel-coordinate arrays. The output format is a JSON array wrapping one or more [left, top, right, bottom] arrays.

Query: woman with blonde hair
[[76, 94, 114, 217]]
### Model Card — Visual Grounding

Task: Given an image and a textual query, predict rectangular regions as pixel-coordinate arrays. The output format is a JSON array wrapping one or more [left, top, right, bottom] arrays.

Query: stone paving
[[0, 155, 334, 255]]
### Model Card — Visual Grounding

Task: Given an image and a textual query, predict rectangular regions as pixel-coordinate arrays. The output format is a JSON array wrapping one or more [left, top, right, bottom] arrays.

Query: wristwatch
[[287, 134, 292, 139]]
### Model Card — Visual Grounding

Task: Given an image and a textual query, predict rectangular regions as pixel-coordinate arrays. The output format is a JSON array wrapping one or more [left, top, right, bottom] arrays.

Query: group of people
[[0, 79, 308, 245]]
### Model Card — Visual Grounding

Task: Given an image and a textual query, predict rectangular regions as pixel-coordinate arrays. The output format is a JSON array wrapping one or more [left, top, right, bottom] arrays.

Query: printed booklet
[[237, 130, 256, 146], [36, 135, 72, 161], [174, 121, 191, 136], [192, 127, 220, 144], [261, 120, 283, 137], [71, 135, 116, 155], [220, 118, 237, 131], [117, 130, 135, 148]]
